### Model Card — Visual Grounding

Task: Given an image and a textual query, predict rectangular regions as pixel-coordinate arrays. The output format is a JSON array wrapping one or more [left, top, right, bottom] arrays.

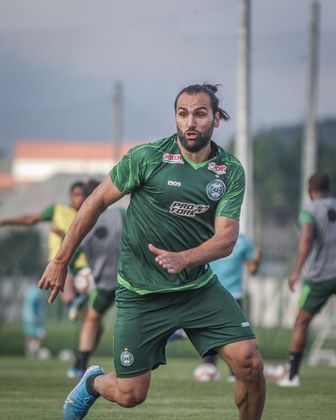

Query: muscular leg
[[72, 306, 103, 373], [287, 309, 314, 379], [290, 309, 314, 352], [79, 306, 103, 352], [93, 371, 151, 408], [217, 339, 265, 420]]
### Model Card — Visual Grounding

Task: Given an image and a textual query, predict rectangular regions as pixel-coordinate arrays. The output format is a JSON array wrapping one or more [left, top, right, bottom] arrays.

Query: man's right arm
[[39, 176, 125, 303], [288, 223, 314, 292]]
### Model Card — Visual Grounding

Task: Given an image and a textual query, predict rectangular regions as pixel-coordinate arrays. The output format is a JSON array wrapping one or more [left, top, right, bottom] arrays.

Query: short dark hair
[[174, 83, 230, 121], [70, 181, 86, 193], [85, 179, 101, 197], [308, 172, 330, 193]]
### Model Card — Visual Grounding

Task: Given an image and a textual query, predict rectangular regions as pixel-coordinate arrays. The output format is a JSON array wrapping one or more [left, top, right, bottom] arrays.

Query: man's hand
[[51, 224, 66, 239], [288, 272, 300, 292], [38, 261, 68, 304], [148, 244, 188, 274]]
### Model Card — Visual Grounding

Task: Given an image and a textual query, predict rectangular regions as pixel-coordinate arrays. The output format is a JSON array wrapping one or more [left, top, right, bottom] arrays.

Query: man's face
[[70, 186, 86, 210], [175, 92, 220, 153]]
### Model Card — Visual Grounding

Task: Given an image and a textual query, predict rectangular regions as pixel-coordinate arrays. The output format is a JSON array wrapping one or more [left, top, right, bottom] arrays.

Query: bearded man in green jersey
[[39, 83, 266, 420]]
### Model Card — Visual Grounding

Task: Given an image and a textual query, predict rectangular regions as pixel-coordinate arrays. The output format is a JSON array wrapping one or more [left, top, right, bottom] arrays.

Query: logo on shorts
[[206, 179, 226, 201], [241, 322, 250, 327], [120, 348, 134, 367]]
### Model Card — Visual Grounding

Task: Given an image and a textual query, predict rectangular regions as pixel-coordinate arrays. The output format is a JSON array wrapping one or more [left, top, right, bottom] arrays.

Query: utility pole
[[301, 1, 320, 206], [236, 0, 252, 238], [112, 80, 124, 161]]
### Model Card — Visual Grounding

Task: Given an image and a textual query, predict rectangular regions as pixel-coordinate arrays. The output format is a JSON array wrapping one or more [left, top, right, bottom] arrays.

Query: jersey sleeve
[[109, 146, 146, 194], [40, 205, 55, 221], [299, 209, 314, 225], [215, 164, 245, 219]]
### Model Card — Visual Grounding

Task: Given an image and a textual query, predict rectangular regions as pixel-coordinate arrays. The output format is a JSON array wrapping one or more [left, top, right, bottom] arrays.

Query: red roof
[[15, 141, 137, 160], [0, 173, 16, 189]]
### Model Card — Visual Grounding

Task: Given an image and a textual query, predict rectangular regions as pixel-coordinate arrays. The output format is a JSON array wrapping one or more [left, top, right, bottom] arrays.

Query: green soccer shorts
[[114, 278, 255, 378], [299, 277, 336, 315], [88, 289, 116, 315]]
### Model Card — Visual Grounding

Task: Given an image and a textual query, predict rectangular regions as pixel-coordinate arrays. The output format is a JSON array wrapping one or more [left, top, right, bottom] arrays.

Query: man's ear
[[213, 111, 221, 128]]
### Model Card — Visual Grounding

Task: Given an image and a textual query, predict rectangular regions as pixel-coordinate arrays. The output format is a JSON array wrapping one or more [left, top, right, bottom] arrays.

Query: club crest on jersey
[[120, 348, 134, 367], [162, 153, 184, 164], [207, 162, 227, 175], [206, 179, 226, 201]]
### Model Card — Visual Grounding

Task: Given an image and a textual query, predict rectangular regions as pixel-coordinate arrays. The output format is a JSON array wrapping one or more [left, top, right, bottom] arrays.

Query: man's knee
[[230, 343, 264, 381], [294, 310, 313, 330], [85, 308, 101, 324]]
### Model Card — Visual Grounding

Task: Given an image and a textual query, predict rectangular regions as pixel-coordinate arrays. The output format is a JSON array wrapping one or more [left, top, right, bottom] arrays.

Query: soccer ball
[[37, 347, 51, 360], [193, 363, 221, 382], [58, 348, 75, 362], [263, 364, 288, 381], [74, 267, 94, 295]]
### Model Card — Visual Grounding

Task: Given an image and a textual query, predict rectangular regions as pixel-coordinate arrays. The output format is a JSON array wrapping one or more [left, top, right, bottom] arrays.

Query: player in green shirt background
[[39, 83, 266, 420]]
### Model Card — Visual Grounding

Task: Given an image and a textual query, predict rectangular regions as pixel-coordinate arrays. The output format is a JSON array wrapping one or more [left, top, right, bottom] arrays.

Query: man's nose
[[186, 114, 196, 128]]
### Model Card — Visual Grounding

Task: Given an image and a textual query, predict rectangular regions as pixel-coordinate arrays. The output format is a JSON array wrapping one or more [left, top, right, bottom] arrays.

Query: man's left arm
[[149, 216, 239, 274]]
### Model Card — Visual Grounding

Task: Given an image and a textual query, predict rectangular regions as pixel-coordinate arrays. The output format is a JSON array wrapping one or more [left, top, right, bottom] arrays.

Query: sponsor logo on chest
[[170, 201, 210, 217], [162, 153, 184, 164], [207, 162, 227, 175]]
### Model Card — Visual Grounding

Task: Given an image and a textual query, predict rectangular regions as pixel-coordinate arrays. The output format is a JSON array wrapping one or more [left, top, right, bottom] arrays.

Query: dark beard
[[177, 128, 212, 153]]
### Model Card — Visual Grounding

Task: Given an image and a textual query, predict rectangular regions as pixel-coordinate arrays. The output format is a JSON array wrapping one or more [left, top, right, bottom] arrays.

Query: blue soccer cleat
[[63, 365, 104, 419]]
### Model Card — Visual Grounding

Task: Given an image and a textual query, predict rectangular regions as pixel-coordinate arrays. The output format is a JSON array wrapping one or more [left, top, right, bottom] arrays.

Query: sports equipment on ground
[[263, 364, 288, 381], [277, 374, 300, 387], [193, 363, 221, 382], [63, 365, 104, 419], [58, 349, 75, 362], [37, 347, 51, 360]]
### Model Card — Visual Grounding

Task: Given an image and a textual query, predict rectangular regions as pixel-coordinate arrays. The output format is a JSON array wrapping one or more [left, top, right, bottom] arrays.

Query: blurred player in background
[[22, 282, 47, 358], [68, 179, 125, 379], [0, 181, 89, 314], [278, 172, 336, 387], [196, 233, 262, 382], [39, 83, 265, 420]]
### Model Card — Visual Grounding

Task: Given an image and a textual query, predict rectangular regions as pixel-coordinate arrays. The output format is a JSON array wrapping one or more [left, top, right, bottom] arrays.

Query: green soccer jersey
[[110, 134, 245, 294]]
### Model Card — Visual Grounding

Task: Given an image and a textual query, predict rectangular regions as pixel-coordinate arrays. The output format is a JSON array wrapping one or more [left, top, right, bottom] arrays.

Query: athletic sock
[[75, 351, 91, 371], [203, 355, 218, 365], [288, 352, 303, 380], [86, 374, 102, 398]]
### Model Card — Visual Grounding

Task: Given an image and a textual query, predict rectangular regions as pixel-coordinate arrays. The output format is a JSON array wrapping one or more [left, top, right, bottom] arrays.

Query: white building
[[12, 141, 136, 183]]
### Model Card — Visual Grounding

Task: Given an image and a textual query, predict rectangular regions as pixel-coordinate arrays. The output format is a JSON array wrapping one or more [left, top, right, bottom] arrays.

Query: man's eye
[[178, 112, 187, 117]]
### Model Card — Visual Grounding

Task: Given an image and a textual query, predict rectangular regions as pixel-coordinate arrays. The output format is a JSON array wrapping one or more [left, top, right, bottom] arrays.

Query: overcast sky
[[0, 0, 335, 153]]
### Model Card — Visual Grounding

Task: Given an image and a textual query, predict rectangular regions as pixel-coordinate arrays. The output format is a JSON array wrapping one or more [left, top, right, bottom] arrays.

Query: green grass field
[[0, 355, 335, 419]]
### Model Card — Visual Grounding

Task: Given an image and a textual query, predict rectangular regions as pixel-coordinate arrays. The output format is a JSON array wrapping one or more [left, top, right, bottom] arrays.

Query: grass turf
[[0, 356, 335, 419]]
